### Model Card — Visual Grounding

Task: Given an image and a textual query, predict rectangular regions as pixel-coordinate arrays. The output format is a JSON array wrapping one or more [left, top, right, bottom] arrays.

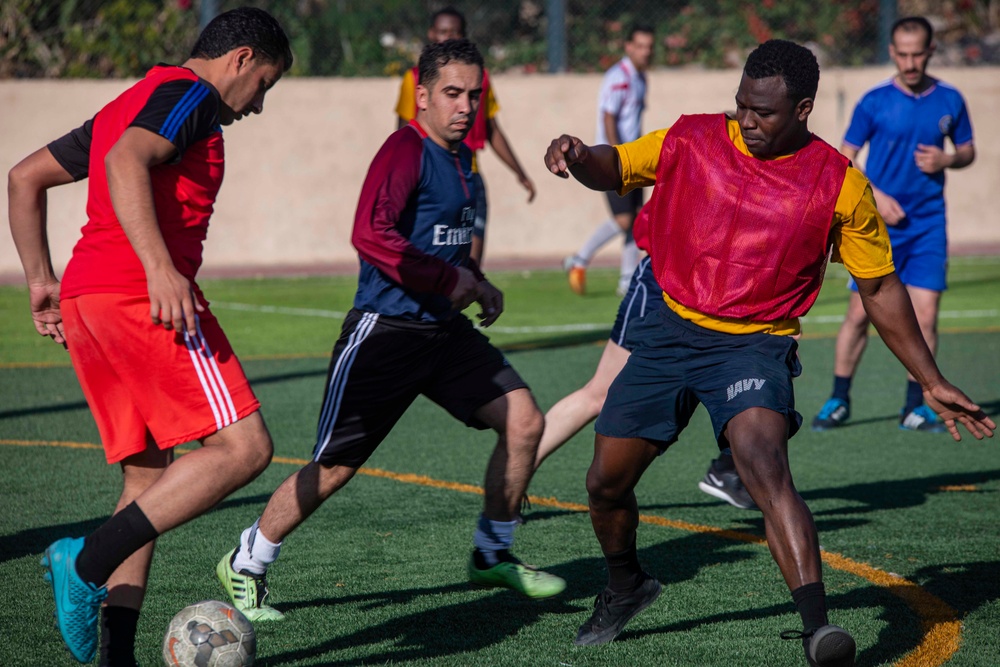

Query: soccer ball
[[162, 600, 256, 667]]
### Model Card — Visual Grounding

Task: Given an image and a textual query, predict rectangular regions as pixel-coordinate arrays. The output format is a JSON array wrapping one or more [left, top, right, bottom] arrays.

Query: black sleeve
[[130, 79, 221, 157], [46, 118, 94, 182]]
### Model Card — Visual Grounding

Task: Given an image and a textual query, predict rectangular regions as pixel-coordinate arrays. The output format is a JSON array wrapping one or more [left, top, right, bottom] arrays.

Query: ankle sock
[[903, 380, 924, 414], [99, 605, 139, 667], [604, 536, 643, 593], [832, 376, 852, 403], [76, 502, 158, 587], [232, 518, 282, 576], [792, 581, 828, 632]]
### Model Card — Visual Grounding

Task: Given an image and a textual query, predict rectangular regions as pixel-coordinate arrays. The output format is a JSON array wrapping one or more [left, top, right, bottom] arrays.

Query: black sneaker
[[574, 575, 661, 646], [781, 624, 856, 667], [697, 456, 759, 510]]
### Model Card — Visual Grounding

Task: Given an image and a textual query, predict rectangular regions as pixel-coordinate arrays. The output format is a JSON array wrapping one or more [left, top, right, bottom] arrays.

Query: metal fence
[[3, 0, 999, 78]]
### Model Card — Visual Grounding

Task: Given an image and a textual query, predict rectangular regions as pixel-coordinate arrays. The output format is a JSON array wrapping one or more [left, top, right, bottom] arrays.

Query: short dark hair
[[418, 39, 483, 91], [190, 7, 293, 72], [627, 24, 655, 42], [430, 6, 467, 37], [892, 16, 934, 49], [744, 39, 819, 103]]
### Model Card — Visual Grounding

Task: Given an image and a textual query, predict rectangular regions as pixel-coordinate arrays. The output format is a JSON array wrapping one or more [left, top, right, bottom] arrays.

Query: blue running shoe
[[41, 537, 107, 663], [812, 398, 850, 431], [899, 405, 946, 433]]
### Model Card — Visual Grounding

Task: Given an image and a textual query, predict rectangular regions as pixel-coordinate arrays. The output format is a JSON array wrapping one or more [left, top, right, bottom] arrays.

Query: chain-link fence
[[3, 0, 999, 78]]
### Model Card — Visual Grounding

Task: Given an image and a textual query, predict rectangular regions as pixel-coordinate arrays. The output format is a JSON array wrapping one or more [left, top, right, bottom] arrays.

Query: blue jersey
[[843, 78, 973, 229], [351, 122, 478, 322]]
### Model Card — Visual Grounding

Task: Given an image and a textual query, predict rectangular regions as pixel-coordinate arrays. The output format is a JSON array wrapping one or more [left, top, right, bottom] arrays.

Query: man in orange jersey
[[543, 39, 994, 666], [395, 6, 535, 264]]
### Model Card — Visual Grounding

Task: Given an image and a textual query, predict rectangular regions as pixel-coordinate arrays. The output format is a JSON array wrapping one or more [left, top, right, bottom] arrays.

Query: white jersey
[[595, 56, 647, 145]]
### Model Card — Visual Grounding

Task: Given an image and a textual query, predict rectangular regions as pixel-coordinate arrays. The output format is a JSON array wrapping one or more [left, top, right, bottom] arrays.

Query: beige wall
[[2, 67, 997, 279]]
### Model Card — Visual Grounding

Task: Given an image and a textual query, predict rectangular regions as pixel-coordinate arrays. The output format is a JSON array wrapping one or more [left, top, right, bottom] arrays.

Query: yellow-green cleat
[[468, 550, 566, 599], [215, 548, 285, 622]]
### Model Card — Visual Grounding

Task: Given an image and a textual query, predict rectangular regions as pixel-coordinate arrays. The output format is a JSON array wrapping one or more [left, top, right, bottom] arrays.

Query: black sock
[[832, 376, 852, 403], [604, 536, 643, 593], [904, 380, 923, 414], [792, 582, 828, 632], [99, 606, 139, 667], [76, 502, 158, 587], [716, 447, 735, 472]]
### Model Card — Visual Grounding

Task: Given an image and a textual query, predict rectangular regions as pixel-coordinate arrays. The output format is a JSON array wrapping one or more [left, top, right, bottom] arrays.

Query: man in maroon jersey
[[7, 8, 291, 665]]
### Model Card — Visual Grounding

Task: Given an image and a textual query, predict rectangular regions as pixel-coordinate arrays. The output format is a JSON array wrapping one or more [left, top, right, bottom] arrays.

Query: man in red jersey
[[543, 40, 994, 666], [7, 8, 291, 665]]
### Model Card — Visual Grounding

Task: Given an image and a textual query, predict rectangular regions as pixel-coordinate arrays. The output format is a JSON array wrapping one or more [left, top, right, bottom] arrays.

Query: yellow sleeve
[[485, 85, 499, 119], [395, 70, 416, 122], [829, 167, 895, 279], [614, 129, 668, 194]]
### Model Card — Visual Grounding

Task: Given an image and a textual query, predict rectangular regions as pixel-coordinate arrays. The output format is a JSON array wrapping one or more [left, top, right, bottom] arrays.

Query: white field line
[[212, 302, 347, 319], [212, 301, 999, 333]]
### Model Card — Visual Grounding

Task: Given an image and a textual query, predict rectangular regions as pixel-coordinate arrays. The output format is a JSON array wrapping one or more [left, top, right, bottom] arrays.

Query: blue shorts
[[595, 305, 803, 449], [609, 257, 662, 350], [473, 172, 487, 239], [849, 222, 947, 292]]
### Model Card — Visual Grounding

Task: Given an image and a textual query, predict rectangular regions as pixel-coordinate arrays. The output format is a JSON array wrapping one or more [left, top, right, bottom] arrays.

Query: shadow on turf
[[0, 492, 277, 565], [805, 468, 1000, 517], [256, 534, 762, 665]]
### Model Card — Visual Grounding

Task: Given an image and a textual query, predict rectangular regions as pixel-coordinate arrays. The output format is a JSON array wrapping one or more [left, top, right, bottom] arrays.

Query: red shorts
[[62, 293, 260, 463]]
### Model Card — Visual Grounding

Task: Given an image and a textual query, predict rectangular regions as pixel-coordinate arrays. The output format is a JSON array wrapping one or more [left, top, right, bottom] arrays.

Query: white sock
[[473, 514, 517, 566], [620, 236, 639, 285], [577, 220, 622, 264], [232, 518, 282, 575]]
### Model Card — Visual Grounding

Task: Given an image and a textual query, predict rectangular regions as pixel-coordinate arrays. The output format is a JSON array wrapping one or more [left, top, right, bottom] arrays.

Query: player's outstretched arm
[[8, 146, 77, 345], [543, 135, 622, 191], [855, 272, 995, 441]]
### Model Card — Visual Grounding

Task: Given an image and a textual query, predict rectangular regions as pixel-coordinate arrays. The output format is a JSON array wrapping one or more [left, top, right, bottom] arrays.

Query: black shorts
[[605, 188, 643, 217], [311, 309, 527, 467], [595, 304, 802, 449]]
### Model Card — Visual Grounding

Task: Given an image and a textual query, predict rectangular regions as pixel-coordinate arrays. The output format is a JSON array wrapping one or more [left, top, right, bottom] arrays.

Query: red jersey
[[60, 65, 224, 299], [648, 114, 848, 321]]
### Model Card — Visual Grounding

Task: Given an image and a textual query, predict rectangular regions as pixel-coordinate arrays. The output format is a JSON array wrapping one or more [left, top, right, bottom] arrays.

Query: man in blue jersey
[[813, 16, 976, 433], [216, 39, 565, 622]]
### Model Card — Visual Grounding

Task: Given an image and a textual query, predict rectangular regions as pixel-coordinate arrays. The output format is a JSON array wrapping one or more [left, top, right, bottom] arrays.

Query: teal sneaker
[[41, 537, 107, 663], [468, 550, 566, 599], [812, 398, 850, 431], [216, 548, 285, 621], [899, 405, 946, 433]]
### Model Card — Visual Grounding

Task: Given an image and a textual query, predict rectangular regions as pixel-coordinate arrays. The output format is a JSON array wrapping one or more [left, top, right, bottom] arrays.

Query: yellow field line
[[2, 438, 961, 666]]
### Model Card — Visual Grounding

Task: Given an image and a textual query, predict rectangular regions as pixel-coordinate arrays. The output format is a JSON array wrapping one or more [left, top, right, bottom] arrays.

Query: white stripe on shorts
[[617, 256, 651, 347], [183, 317, 238, 431], [313, 312, 379, 461]]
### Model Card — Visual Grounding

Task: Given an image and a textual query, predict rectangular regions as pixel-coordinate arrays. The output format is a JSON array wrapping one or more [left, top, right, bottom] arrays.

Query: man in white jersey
[[565, 25, 654, 296]]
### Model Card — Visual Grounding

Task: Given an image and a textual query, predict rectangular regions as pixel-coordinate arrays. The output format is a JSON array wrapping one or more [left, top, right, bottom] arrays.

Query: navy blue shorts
[[311, 309, 526, 467], [609, 257, 662, 350], [595, 305, 802, 449]]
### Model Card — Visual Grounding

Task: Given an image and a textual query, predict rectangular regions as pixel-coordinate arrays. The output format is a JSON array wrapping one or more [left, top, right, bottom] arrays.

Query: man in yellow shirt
[[543, 39, 993, 666], [395, 6, 535, 265]]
